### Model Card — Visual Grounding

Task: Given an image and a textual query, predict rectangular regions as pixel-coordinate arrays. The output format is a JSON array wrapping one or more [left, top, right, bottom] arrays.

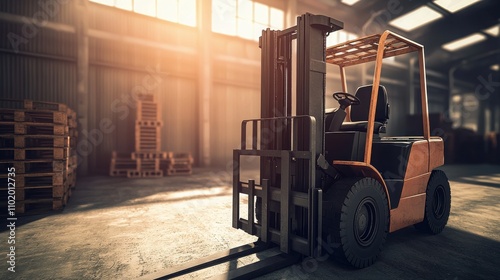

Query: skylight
[[389, 6, 442, 32], [442, 33, 486, 51], [484, 25, 499, 37], [434, 0, 481, 13], [341, 0, 361, 6]]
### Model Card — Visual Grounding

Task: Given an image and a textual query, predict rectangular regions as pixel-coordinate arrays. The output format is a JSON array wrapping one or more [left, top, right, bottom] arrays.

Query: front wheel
[[415, 170, 451, 234], [323, 177, 389, 268]]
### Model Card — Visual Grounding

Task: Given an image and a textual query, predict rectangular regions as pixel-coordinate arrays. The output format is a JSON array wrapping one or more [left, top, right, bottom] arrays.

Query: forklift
[[146, 13, 451, 279]]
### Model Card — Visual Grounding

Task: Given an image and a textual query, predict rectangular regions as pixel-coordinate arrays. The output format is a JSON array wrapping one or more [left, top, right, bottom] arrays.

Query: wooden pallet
[[168, 152, 194, 164], [0, 135, 69, 148], [11, 110, 67, 125], [110, 158, 138, 170], [13, 185, 71, 214], [136, 120, 163, 126], [66, 168, 77, 189], [2, 160, 67, 174], [131, 151, 167, 159], [69, 128, 78, 137], [14, 185, 67, 201], [12, 147, 69, 160], [0, 109, 16, 122], [66, 107, 77, 128], [23, 99, 67, 112], [135, 125, 161, 151], [109, 151, 137, 176], [137, 158, 161, 171], [68, 154, 78, 169], [137, 93, 156, 102], [126, 170, 163, 178], [109, 169, 131, 177], [69, 136, 77, 149], [0, 174, 70, 201], [18, 135, 69, 148], [0, 135, 13, 148], [135, 141, 160, 151], [67, 119, 77, 129], [14, 198, 65, 214], [0, 122, 14, 135], [12, 172, 65, 187], [16, 122, 68, 135], [0, 122, 68, 135], [166, 167, 192, 176], [136, 101, 159, 120], [0, 135, 70, 148]]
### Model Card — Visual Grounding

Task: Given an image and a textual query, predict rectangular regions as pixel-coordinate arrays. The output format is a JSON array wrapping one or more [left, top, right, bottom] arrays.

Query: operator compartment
[[324, 83, 426, 208]]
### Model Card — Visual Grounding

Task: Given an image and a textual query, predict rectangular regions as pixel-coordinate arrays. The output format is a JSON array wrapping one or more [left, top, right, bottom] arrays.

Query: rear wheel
[[323, 177, 389, 268], [415, 170, 451, 234]]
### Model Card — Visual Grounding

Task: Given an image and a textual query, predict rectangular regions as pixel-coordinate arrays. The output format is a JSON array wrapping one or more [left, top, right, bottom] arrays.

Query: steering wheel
[[333, 92, 360, 108]]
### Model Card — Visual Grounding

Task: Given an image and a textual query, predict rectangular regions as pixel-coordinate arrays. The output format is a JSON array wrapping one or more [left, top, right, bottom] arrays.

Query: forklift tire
[[414, 170, 451, 234], [323, 177, 389, 268]]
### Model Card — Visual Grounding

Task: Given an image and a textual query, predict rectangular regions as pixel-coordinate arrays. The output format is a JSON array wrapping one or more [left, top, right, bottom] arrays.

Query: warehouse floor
[[1, 164, 499, 279]]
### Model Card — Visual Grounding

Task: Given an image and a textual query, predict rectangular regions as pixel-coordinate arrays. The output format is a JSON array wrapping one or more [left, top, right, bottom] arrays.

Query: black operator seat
[[341, 85, 390, 134]]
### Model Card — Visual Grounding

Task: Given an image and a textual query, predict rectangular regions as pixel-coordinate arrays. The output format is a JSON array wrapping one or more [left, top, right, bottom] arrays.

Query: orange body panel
[[429, 137, 445, 170], [390, 194, 426, 232], [333, 160, 391, 209], [389, 139, 433, 232], [405, 140, 429, 178], [400, 173, 431, 198]]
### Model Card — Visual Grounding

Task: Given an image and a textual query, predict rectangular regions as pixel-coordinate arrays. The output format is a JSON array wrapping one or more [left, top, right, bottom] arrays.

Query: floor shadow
[[0, 168, 239, 228], [261, 226, 499, 280], [451, 177, 500, 188]]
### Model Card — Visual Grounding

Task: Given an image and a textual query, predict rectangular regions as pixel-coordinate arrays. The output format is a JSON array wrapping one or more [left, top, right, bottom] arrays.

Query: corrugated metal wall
[[211, 34, 260, 166], [0, 1, 264, 172], [0, 0, 77, 108], [0, 1, 452, 172]]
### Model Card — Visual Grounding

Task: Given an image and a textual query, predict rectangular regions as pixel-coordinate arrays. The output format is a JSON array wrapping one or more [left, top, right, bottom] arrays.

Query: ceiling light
[[484, 25, 499, 36], [341, 0, 361, 6], [389, 6, 443, 32], [442, 33, 486, 51], [434, 0, 481, 13], [491, 64, 500, 71]]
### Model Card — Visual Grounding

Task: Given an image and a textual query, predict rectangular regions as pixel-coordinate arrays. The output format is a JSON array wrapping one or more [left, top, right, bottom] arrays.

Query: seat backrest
[[351, 85, 389, 123]]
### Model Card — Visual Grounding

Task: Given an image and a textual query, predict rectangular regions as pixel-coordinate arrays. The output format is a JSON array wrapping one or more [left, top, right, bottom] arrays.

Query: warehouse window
[[212, 0, 284, 41], [326, 30, 358, 47], [89, 0, 196, 27]]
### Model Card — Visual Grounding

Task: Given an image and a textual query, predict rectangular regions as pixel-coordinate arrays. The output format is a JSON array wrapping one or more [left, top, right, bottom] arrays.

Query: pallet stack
[[0, 99, 78, 214], [164, 152, 194, 175], [129, 94, 165, 178], [109, 94, 193, 178]]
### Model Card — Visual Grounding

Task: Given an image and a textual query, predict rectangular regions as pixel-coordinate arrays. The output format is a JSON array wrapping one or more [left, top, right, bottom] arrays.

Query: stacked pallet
[[164, 152, 194, 175], [0, 99, 78, 214], [66, 108, 78, 192], [109, 94, 193, 177], [109, 94, 165, 178], [130, 94, 165, 178]]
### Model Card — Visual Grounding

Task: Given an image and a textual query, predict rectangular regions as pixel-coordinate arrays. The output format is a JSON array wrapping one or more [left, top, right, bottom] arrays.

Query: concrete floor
[[1, 164, 499, 279]]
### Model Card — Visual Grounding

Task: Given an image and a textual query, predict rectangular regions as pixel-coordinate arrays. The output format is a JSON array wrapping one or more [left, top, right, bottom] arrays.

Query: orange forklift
[[147, 13, 451, 279]]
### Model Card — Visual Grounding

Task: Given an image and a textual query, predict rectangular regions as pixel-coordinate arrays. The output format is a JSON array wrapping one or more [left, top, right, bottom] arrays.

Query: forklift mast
[[233, 13, 343, 257]]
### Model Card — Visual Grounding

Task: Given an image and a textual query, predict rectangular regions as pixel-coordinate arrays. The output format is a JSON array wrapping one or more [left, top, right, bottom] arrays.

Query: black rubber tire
[[323, 177, 389, 268], [415, 170, 451, 234]]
